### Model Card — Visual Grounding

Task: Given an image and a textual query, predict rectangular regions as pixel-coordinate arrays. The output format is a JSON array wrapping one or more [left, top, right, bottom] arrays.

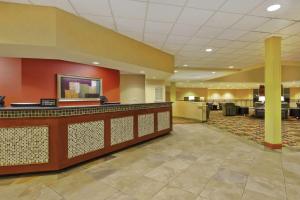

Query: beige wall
[[207, 89, 253, 100], [145, 80, 166, 103], [290, 87, 300, 99], [120, 74, 145, 104], [176, 88, 208, 101]]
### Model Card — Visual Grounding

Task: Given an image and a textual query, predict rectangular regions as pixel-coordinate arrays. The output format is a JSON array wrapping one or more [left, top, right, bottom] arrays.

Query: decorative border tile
[[0, 103, 172, 119], [158, 111, 170, 131], [138, 113, 154, 137], [0, 126, 49, 166], [68, 120, 105, 159], [111, 116, 134, 145]]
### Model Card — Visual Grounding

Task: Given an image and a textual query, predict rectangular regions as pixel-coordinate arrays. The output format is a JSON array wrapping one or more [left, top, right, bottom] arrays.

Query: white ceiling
[[3, 0, 300, 81]]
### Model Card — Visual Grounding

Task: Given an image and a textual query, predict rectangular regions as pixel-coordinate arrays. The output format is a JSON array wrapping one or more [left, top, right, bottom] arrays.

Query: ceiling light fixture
[[183, 64, 189, 67], [92, 61, 99, 65], [206, 48, 213, 52], [228, 66, 234, 69], [140, 70, 145, 74], [267, 4, 281, 12], [212, 71, 216, 74], [174, 70, 178, 73]]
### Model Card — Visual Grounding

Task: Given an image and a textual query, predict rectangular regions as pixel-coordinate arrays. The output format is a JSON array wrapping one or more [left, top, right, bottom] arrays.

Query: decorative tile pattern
[[0, 126, 49, 166], [0, 102, 172, 119], [138, 113, 154, 137], [111, 116, 134, 145], [158, 111, 170, 131], [68, 120, 104, 159]]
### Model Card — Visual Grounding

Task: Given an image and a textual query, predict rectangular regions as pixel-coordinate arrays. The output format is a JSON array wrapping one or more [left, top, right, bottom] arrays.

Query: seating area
[[207, 110, 300, 147]]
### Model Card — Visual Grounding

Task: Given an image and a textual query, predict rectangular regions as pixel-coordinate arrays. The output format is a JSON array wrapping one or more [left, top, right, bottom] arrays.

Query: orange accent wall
[[0, 57, 120, 106]]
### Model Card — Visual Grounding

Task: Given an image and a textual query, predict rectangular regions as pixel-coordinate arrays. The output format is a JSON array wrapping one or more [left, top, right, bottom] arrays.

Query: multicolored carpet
[[207, 111, 300, 148]]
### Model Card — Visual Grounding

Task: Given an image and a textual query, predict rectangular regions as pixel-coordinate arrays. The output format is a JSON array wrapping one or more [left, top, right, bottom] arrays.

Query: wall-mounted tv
[[57, 75, 102, 101]]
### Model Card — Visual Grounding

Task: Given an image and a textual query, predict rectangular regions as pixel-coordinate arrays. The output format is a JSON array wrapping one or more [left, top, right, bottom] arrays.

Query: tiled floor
[[1, 124, 300, 200]]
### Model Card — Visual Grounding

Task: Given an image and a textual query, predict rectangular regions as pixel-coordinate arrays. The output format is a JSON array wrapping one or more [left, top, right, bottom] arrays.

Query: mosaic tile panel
[[111, 116, 134, 145], [0, 126, 49, 166], [157, 111, 170, 131], [138, 113, 154, 137], [68, 120, 104, 159], [0, 102, 172, 119]]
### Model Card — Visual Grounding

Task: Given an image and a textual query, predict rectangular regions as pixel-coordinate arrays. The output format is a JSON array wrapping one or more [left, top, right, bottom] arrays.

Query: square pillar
[[170, 82, 176, 102], [264, 36, 282, 149]]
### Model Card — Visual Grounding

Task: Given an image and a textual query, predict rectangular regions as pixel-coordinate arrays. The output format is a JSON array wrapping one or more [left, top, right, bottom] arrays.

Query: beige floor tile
[[151, 186, 197, 200], [244, 176, 286, 199], [242, 189, 283, 200], [120, 176, 166, 200], [200, 179, 244, 200]]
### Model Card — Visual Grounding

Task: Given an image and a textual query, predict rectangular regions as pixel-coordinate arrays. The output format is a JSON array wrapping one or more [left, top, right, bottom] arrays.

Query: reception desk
[[173, 101, 207, 122], [0, 102, 172, 176]]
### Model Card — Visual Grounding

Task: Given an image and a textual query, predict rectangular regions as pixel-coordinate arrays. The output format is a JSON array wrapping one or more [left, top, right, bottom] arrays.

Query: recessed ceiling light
[[183, 64, 188, 67], [206, 48, 213, 52], [267, 4, 281, 12], [228, 66, 234, 69], [174, 70, 178, 73], [140, 70, 145, 74], [92, 61, 99, 65], [212, 71, 216, 74]]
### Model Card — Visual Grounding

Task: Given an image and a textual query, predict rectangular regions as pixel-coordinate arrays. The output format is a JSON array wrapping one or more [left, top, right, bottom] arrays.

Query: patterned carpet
[[207, 111, 300, 148]]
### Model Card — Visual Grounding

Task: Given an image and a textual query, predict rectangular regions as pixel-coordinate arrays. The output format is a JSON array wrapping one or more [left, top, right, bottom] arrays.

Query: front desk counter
[[0, 102, 172, 176]]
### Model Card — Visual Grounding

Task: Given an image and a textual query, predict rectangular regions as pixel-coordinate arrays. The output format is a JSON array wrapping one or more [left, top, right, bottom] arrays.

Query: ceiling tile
[[208, 39, 232, 48], [149, 0, 187, 6], [227, 41, 250, 48], [186, 37, 211, 45], [220, 0, 265, 14], [177, 7, 213, 26], [165, 35, 190, 44], [147, 3, 182, 22], [231, 16, 270, 30], [279, 22, 300, 35], [255, 19, 294, 33], [115, 18, 144, 33], [144, 33, 168, 43], [110, 0, 147, 20], [196, 26, 224, 38], [81, 15, 115, 30], [217, 29, 248, 40], [251, 0, 300, 20], [238, 31, 269, 42], [205, 12, 243, 29], [145, 21, 173, 34], [187, 0, 227, 10], [171, 23, 199, 36], [70, 0, 111, 16]]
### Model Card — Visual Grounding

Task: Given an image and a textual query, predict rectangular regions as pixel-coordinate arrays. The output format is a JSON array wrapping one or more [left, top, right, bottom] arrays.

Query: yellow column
[[264, 36, 282, 149], [170, 82, 176, 102]]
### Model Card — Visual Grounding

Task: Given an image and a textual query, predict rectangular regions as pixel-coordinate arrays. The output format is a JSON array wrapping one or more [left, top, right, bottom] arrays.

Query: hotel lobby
[[1, 0, 300, 200]]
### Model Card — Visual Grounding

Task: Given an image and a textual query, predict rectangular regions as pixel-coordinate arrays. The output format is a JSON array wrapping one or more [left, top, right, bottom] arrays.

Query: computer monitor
[[99, 96, 108, 105], [0, 96, 5, 107]]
